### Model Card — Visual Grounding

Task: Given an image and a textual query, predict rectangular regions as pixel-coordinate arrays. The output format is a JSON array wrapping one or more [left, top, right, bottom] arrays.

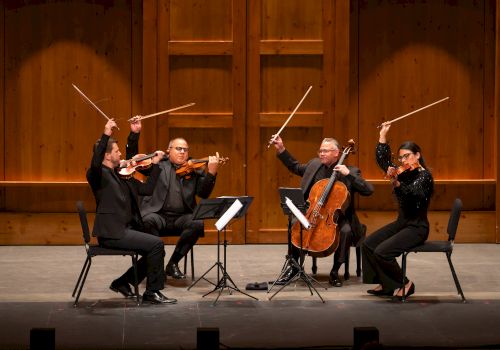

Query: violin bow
[[72, 83, 120, 130], [267, 85, 313, 148], [128, 102, 196, 122], [377, 96, 449, 128]]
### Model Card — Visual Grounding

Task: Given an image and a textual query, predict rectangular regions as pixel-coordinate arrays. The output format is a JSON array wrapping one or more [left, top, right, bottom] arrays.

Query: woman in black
[[362, 123, 433, 300]]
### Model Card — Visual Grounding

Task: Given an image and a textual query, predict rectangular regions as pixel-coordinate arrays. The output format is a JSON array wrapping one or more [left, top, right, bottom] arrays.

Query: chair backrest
[[447, 198, 462, 241], [76, 201, 91, 244]]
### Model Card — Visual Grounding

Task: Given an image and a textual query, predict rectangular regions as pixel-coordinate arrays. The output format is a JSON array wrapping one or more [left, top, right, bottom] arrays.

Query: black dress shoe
[[329, 273, 343, 287], [165, 263, 186, 279], [392, 283, 415, 301], [142, 290, 177, 305], [367, 288, 395, 296], [110, 279, 135, 298], [274, 266, 298, 285]]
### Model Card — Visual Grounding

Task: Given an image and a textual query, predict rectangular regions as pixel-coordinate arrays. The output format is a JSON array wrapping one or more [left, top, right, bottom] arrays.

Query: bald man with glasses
[[126, 119, 219, 280], [271, 135, 374, 286]]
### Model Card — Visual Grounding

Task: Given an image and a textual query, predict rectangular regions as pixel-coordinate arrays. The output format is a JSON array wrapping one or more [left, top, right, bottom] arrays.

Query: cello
[[291, 140, 355, 257]]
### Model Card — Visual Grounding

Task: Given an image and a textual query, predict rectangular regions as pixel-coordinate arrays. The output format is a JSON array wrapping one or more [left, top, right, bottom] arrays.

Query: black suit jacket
[[87, 134, 162, 238], [126, 132, 216, 217], [277, 149, 374, 240]]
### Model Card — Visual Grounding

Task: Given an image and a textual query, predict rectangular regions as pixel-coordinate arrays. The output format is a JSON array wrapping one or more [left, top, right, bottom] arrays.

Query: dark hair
[[398, 141, 429, 170], [94, 137, 117, 154]]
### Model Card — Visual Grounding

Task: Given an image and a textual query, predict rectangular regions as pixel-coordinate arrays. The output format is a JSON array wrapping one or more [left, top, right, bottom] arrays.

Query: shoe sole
[[142, 299, 177, 305], [109, 286, 134, 298]]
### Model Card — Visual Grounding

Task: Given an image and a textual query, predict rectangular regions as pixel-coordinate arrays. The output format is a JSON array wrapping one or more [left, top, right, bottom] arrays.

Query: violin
[[118, 152, 157, 179], [386, 162, 421, 180], [175, 154, 229, 179]]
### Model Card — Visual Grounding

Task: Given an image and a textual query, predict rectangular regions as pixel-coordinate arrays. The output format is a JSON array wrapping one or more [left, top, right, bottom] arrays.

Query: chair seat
[[88, 245, 137, 257], [408, 241, 452, 253]]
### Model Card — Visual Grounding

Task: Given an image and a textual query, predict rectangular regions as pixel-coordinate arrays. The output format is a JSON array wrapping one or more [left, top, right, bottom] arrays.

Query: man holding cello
[[271, 135, 374, 286], [126, 118, 220, 279]]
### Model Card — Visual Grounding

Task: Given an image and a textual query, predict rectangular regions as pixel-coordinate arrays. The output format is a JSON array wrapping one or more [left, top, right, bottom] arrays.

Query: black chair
[[401, 198, 466, 303], [72, 201, 140, 307], [311, 224, 365, 280]]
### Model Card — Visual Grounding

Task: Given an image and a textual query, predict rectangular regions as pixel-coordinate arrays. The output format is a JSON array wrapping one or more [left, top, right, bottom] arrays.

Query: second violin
[[176, 153, 229, 179]]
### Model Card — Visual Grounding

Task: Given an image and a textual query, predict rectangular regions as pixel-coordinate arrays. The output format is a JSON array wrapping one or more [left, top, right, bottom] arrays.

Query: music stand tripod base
[[269, 188, 327, 302], [187, 196, 258, 306]]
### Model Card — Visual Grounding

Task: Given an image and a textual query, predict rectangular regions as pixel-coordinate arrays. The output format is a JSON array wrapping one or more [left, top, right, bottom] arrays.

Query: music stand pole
[[267, 212, 295, 293]]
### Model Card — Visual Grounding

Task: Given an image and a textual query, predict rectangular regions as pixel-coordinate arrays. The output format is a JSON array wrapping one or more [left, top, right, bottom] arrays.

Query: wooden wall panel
[[0, 2, 4, 180], [261, 0, 322, 40], [170, 0, 232, 40], [496, 0, 500, 243], [357, 1, 487, 180], [4, 2, 133, 182], [0, 1, 498, 245], [0, 2, 5, 209]]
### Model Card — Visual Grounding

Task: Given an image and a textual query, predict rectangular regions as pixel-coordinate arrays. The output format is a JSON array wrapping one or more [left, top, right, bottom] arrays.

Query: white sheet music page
[[285, 197, 311, 229], [215, 199, 243, 231]]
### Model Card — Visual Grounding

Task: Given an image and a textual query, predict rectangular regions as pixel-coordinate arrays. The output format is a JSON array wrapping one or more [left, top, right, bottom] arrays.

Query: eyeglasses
[[170, 146, 189, 153], [397, 152, 413, 162], [317, 149, 337, 155]]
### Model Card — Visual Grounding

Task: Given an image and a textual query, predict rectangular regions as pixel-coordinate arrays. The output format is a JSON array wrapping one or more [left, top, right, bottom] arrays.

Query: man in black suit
[[87, 119, 175, 304], [271, 135, 374, 286], [126, 121, 219, 279]]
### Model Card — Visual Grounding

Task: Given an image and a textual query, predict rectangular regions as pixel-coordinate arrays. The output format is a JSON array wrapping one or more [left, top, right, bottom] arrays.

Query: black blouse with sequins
[[376, 142, 434, 219]]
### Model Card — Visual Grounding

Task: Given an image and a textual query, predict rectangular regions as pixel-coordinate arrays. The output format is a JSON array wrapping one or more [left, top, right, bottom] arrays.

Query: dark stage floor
[[1, 244, 499, 349]]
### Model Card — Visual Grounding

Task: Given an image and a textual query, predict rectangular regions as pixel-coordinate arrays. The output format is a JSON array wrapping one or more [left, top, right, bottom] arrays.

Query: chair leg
[[190, 247, 195, 280], [74, 257, 92, 307], [355, 246, 362, 277], [446, 252, 466, 303], [311, 257, 317, 275], [344, 247, 350, 280], [183, 253, 188, 275], [401, 252, 408, 302], [131, 255, 140, 306], [72, 256, 90, 297]]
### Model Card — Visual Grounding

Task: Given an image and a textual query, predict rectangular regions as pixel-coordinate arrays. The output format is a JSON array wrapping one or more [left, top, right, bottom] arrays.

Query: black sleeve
[[86, 134, 109, 192], [394, 170, 434, 202], [130, 164, 162, 196], [126, 132, 140, 160], [196, 171, 217, 199], [375, 142, 397, 172], [277, 149, 308, 177], [344, 167, 374, 196]]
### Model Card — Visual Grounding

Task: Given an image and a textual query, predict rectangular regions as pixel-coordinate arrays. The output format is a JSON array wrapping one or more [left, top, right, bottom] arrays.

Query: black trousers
[[143, 212, 204, 263], [98, 228, 166, 291], [362, 216, 429, 290], [291, 221, 352, 274]]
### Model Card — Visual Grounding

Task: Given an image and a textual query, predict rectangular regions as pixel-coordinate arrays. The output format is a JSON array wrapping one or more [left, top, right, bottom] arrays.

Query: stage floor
[[1, 244, 500, 349]]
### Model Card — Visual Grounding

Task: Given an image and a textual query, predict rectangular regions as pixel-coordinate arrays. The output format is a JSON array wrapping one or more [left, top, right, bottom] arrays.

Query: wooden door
[[145, 0, 247, 243], [246, 1, 351, 242]]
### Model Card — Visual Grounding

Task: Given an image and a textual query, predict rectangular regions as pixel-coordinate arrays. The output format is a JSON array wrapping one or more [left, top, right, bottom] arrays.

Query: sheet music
[[285, 197, 311, 229], [215, 199, 243, 231]]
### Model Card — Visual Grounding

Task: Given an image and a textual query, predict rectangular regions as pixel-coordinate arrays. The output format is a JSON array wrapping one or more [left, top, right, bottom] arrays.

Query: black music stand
[[268, 188, 326, 302], [187, 196, 258, 305]]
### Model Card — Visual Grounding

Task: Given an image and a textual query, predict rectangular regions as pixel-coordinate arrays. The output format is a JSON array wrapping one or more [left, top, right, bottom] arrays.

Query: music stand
[[187, 196, 257, 305], [268, 188, 326, 302]]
